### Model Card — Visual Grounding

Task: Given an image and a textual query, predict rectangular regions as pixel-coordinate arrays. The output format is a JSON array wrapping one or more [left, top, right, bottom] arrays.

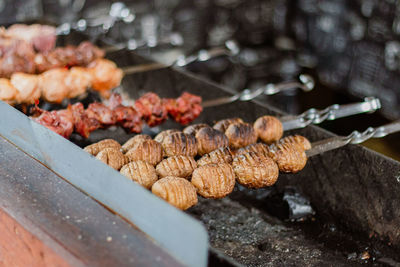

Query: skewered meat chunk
[[69, 102, 101, 138], [135, 92, 168, 127], [233, 152, 279, 188], [253, 115, 283, 144], [236, 143, 269, 157], [122, 134, 152, 153], [0, 78, 18, 104], [65, 67, 93, 98], [197, 147, 233, 166], [196, 127, 229, 156], [84, 139, 122, 156], [33, 109, 74, 138], [163, 92, 203, 125], [183, 123, 210, 136], [161, 132, 198, 157], [4, 24, 56, 52], [154, 129, 180, 143], [88, 59, 123, 91], [10, 72, 40, 104], [156, 156, 197, 178], [266, 142, 307, 173], [120, 161, 158, 189], [85, 102, 117, 125], [125, 139, 163, 165], [39, 68, 69, 103], [279, 135, 311, 151], [152, 176, 198, 210], [225, 122, 258, 149], [0, 40, 36, 78], [191, 163, 235, 199], [213, 117, 243, 132], [96, 147, 128, 170]]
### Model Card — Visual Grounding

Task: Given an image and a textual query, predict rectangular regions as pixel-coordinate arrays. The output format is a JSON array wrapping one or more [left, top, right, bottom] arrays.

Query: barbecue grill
[[1, 2, 400, 267]]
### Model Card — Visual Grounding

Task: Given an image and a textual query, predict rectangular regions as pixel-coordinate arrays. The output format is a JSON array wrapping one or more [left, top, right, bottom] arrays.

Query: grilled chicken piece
[[10, 72, 40, 104], [197, 147, 233, 166], [39, 68, 69, 103], [88, 59, 123, 91], [213, 117, 243, 133], [225, 122, 258, 149], [195, 127, 229, 156], [156, 155, 197, 178], [253, 115, 283, 144], [120, 160, 158, 189], [96, 147, 128, 170], [125, 139, 163, 165], [0, 78, 18, 104], [233, 151, 279, 188], [161, 132, 198, 157], [191, 163, 235, 199], [5, 24, 56, 52], [183, 123, 210, 136], [65, 67, 93, 98], [135, 92, 168, 127], [154, 129, 180, 143], [152, 176, 198, 210], [266, 141, 308, 173], [163, 92, 203, 125], [84, 139, 121, 156], [122, 134, 152, 153]]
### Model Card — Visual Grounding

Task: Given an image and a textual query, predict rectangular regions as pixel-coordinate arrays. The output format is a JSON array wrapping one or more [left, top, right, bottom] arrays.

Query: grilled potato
[[213, 117, 243, 132], [197, 147, 233, 166], [235, 143, 269, 157], [96, 147, 128, 170], [122, 134, 152, 153], [125, 139, 163, 165], [233, 152, 279, 188], [154, 129, 180, 143], [253, 115, 283, 144], [266, 142, 307, 173], [84, 139, 121, 156], [120, 160, 158, 189], [161, 132, 198, 157], [196, 127, 229, 156], [191, 163, 235, 199], [225, 122, 258, 149], [156, 156, 197, 178], [152, 176, 198, 210], [183, 123, 210, 136], [279, 135, 311, 151]]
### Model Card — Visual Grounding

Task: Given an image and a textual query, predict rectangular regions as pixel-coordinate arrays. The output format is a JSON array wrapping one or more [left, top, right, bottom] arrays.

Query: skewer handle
[[306, 120, 400, 157], [201, 74, 314, 108], [281, 97, 381, 131]]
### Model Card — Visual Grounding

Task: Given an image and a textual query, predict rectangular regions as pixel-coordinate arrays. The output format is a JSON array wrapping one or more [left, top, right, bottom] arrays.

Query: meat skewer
[[0, 58, 123, 104], [0, 41, 105, 78], [31, 96, 381, 141]]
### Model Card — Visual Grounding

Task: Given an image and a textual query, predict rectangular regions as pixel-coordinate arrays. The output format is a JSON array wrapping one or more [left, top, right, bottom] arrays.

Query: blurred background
[[1, 0, 399, 160]]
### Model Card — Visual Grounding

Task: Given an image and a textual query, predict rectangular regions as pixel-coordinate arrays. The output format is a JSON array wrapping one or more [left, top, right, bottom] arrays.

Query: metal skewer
[[121, 40, 240, 75], [306, 120, 400, 157], [281, 97, 381, 131]]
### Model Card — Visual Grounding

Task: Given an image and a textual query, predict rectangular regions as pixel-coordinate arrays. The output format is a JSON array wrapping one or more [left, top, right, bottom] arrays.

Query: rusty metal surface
[[0, 136, 183, 267]]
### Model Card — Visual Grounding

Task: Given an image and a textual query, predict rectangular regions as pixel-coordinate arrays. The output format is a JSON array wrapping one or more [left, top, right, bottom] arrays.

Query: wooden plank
[[0, 136, 183, 267]]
